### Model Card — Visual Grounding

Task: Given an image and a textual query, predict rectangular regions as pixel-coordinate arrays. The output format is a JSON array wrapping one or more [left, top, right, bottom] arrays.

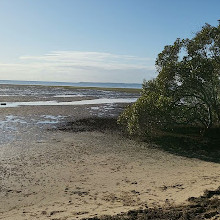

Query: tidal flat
[[0, 85, 220, 220]]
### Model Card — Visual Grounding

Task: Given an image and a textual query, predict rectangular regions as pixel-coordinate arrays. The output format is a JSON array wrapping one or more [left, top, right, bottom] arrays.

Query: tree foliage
[[118, 23, 220, 136]]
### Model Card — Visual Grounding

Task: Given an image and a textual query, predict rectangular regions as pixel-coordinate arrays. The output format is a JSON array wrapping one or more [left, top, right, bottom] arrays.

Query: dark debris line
[[55, 117, 120, 133], [83, 187, 220, 220]]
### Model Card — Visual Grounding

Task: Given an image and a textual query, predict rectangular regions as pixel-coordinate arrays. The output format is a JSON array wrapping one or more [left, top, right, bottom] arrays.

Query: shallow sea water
[[0, 98, 137, 108]]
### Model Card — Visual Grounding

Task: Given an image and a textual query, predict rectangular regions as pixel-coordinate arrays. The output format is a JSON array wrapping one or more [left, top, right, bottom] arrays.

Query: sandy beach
[[0, 85, 220, 220]]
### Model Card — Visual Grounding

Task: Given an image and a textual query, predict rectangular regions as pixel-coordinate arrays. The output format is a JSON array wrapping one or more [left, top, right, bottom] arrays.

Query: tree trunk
[[207, 106, 213, 129]]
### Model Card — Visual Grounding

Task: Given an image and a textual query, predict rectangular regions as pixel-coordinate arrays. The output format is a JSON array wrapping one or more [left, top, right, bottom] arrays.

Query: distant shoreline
[[0, 82, 142, 94], [0, 80, 142, 89]]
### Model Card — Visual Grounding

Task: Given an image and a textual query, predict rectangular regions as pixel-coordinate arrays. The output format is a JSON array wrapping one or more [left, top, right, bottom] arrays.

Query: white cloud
[[0, 51, 156, 83]]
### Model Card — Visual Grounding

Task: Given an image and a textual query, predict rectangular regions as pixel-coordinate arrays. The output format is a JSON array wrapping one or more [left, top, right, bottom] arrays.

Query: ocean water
[[0, 80, 142, 89]]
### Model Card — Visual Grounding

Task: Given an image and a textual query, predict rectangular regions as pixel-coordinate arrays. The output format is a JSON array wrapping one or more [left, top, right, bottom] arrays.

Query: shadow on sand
[[57, 117, 220, 164], [151, 127, 220, 164]]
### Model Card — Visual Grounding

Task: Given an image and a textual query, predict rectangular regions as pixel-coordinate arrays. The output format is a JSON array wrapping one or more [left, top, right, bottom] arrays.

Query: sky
[[0, 0, 219, 83]]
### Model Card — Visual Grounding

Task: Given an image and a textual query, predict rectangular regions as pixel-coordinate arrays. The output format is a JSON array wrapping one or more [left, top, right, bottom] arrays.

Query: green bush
[[118, 23, 220, 136]]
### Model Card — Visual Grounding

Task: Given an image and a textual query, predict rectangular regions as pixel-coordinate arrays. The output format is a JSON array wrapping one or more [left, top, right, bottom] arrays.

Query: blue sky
[[0, 0, 219, 83]]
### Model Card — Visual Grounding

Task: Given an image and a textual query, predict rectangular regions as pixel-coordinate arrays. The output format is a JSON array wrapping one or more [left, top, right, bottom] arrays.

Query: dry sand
[[0, 128, 220, 220]]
